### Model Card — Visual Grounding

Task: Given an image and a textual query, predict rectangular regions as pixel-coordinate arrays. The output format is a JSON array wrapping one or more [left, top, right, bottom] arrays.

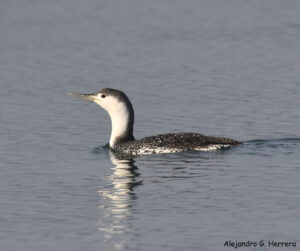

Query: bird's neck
[[108, 102, 134, 148]]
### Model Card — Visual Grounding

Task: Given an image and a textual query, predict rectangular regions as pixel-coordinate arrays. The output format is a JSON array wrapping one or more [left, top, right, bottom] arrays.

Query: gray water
[[1, 0, 300, 250]]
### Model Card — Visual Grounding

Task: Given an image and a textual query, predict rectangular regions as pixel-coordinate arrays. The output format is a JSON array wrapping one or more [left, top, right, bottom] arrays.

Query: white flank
[[122, 144, 231, 155], [193, 144, 230, 151]]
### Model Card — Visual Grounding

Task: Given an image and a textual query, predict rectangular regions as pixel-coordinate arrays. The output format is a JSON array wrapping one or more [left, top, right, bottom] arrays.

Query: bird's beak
[[68, 92, 97, 102]]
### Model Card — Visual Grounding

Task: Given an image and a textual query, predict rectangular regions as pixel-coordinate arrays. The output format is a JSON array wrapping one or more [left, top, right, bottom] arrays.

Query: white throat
[[107, 102, 130, 148], [93, 92, 134, 149]]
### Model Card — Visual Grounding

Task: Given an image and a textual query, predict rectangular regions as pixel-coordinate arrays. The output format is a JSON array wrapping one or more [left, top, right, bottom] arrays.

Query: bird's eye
[[101, 94, 106, 98]]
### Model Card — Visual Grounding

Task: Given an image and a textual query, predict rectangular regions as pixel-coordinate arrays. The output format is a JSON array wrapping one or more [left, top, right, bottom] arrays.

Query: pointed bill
[[68, 92, 97, 102]]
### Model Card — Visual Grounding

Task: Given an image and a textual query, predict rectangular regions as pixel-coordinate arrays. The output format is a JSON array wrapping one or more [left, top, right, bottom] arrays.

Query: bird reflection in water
[[97, 151, 142, 250]]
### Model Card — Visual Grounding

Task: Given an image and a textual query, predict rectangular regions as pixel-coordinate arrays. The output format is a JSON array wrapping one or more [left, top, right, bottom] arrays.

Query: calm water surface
[[1, 0, 300, 250]]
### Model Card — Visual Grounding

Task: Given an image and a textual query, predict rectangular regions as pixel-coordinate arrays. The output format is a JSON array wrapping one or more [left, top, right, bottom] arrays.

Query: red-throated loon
[[68, 88, 241, 154]]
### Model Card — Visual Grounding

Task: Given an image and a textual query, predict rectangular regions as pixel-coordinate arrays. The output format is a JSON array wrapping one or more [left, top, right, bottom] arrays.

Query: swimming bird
[[68, 88, 241, 154]]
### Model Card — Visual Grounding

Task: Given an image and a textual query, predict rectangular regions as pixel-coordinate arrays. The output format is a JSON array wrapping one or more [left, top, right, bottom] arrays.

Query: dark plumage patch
[[98, 88, 130, 103], [112, 133, 241, 153]]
